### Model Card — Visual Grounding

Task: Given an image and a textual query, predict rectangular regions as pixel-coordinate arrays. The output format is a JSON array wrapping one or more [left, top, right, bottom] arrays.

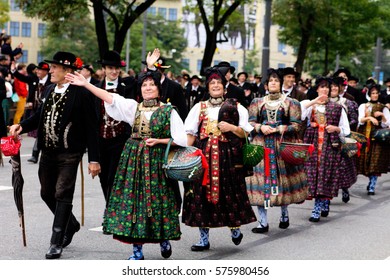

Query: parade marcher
[[80, 64, 99, 85], [253, 74, 266, 98], [329, 77, 359, 204], [9, 51, 101, 259], [215, 61, 246, 105], [65, 48, 187, 260], [301, 77, 350, 222], [334, 68, 366, 106], [11, 63, 28, 124], [95, 50, 137, 212], [379, 77, 390, 105], [0, 68, 7, 137], [246, 68, 308, 233], [281, 67, 306, 102], [356, 84, 390, 195], [185, 74, 206, 111], [1, 35, 23, 62], [182, 66, 256, 251]]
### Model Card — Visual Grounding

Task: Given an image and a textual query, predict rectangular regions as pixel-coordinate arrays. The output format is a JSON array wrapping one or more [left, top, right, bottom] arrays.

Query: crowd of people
[[1, 46, 390, 261]]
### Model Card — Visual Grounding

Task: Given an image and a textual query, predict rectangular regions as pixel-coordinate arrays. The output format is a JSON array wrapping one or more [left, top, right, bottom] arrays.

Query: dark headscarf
[[137, 70, 162, 96], [265, 68, 283, 92], [204, 66, 227, 89]]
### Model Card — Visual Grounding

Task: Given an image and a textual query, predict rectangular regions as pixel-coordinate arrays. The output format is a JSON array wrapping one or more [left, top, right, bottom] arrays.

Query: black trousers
[[38, 151, 83, 213], [98, 135, 128, 206]]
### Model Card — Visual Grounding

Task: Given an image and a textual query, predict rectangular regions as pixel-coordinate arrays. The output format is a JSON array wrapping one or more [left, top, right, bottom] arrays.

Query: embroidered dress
[[301, 101, 349, 198], [182, 99, 256, 228], [246, 95, 308, 207], [356, 102, 390, 176], [102, 95, 187, 244]]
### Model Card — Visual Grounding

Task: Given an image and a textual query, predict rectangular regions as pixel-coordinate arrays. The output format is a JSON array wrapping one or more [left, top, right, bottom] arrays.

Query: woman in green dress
[[65, 55, 187, 260]]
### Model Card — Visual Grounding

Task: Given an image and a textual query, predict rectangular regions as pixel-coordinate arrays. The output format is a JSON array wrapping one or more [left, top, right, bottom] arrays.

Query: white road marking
[[0, 186, 13, 191]]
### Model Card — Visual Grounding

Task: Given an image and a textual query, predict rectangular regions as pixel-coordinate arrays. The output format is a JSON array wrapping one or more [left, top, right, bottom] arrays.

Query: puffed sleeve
[[339, 109, 350, 137], [237, 103, 254, 133], [184, 102, 201, 136], [358, 103, 366, 126], [170, 109, 188, 147], [300, 100, 313, 120], [104, 93, 138, 126], [381, 107, 390, 128]]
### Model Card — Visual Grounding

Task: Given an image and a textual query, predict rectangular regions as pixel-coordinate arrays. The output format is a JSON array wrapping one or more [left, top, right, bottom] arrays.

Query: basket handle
[[164, 138, 174, 166]]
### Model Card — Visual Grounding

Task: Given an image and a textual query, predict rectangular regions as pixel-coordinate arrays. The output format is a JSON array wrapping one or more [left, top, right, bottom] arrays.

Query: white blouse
[[104, 93, 187, 147], [184, 102, 254, 135], [357, 103, 390, 128], [300, 100, 350, 137]]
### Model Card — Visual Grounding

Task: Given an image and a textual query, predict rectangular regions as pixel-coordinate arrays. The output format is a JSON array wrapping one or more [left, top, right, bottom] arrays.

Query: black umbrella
[[10, 151, 27, 246]]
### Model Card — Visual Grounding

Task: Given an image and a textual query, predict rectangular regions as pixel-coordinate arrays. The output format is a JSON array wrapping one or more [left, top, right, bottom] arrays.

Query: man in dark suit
[[186, 74, 206, 110], [253, 74, 266, 98], [95, 50, 137, 209], [215, 61, 245, 105], [334, 68, 366, 106], [9, 51, 101, 259], [11, 61, 52, 163], [380, 77, 390, 104], [80, 64, 99, 85], [280, 67, 306, 101]]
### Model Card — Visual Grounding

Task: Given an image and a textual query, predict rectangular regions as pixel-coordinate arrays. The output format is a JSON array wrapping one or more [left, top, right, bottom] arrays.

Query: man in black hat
[[80, 64, 99, 85], [334, 68, 366, 105], [10, 61, 52, 163], [253, 74, 266, 98], [9, 51, 101, 259], [185, 74, 206, 110], [380, 77, 390, 105], [281, 67, 306, 102], [215, 61, 245, 105], [147, 56, 188, 120], [95, 50, 137, 212]]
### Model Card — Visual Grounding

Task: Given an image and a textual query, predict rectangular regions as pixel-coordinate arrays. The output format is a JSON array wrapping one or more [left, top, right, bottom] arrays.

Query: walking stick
[[80, 159, 85, 226]]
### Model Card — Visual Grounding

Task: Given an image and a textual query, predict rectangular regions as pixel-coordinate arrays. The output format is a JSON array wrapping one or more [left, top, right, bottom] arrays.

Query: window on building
[[148, 7, 156, 16], [278, 63, 286, 69], [197, 59, 202, 72], [21, 22, 31, 37], [278, 41, 286, 54], [37, 51, 44, 63], [231, 61, 238, 71], [158, 8, 167, 19], [38, 23, 46, 38], [181, 58, 189, 69], [10, 0, 20, 11], [19, 49, 28, 63], [10, 22, 20, 37], [168, 8, 177, 21]]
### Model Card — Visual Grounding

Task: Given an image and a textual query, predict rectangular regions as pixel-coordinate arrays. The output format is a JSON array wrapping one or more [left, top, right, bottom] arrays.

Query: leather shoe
[[63, 223, 81, 248], [232, 233, 243, 246], [279, 219, 289, 229], [367, 191, 375, 195], [191, 242, 210, 251], [45, 244, 63, 259], [27, 156, 38, 163], [161, 247, 172, 259], [309, 217, 320, 222], [252, 225, 269, 233], [321, 210, 329, 217]]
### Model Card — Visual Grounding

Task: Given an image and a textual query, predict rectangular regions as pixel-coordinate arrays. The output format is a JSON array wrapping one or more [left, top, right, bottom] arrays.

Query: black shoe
[[279, 219, 289, 229], [45, 244, 63, 259], [309, 217, 320, 222], [161, 242, 172, 259], [27, 156, 38, 163], [128, 255, 145, 260], [321, 211, 329, 217], [62, 223, 81, 248], [367, 191, 375, 195], [232, 233, 243, 246], [191, 242, 210, 251], [251, 225, 269, 233], [102, 226, 112, 235], [342, 192, 350, 203]]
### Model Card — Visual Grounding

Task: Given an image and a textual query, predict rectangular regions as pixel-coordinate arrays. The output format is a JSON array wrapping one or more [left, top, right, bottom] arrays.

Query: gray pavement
[[1, 135, 390, 260]]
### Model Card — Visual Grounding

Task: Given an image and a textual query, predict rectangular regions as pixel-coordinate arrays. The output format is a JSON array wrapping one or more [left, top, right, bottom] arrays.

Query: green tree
[[183, 0, 248, 75], [272, 0, 390, 77], [16, 0, 156, 57], [40, 12, 99, 66], [0, 0, 10, 27]]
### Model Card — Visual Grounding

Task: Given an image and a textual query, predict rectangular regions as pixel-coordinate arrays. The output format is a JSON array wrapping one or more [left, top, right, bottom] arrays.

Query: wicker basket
[[349, 131, 367, 148], [243, 136, 264, 167], [163, 139, 204, 182], [340, 137, 358, 158], [279, 142, 314, 165]]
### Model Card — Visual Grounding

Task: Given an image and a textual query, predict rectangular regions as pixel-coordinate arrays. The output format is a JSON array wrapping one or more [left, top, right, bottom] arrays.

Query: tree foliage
[[16, 0, 156, 58], [272, 0, 390, 78], [0, 0, 10, 26]]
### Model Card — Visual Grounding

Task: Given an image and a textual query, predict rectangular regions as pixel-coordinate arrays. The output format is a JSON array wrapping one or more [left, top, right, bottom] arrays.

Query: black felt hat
[[237, 71, 248, 79], [36, 62, 50, 71], [45, 51, 82, 70], [215, 61, 235, 74], [333, 68, 351, 79], [281, 67, 297, 77], [97, 50, 125, 67], [190, 75, 202, 82], [82, 64, 95, 74]]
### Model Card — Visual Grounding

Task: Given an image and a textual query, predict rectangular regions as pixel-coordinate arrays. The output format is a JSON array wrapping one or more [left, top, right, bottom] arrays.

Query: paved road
[[1, 135, 390, 261]]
